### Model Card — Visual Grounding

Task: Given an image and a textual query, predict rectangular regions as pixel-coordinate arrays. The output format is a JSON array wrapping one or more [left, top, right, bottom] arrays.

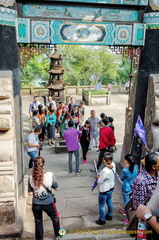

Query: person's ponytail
[[32, 157, 45, 187]]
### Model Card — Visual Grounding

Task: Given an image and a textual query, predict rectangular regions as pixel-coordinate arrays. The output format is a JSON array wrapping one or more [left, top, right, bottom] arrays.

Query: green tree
[[21, 53, 50, 86], [116, 57, 137, 85], [59, 45, 121, 86]]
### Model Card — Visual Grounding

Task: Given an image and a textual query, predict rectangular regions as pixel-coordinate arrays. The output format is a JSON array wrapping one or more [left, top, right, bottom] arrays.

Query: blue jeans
[[68, 149, 79, 173], [27, 151, 38, 168], [122, 190, 132, 209], [98, 188, 114, 221]]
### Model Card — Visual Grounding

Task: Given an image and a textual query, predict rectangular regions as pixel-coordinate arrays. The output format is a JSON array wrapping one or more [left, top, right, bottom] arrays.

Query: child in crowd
[[96, 153, 116, 225], [70, 105, 80, 129], [79, 120, 92, 164], [46, 109, 56, 146], [119, 154, 139, 225]]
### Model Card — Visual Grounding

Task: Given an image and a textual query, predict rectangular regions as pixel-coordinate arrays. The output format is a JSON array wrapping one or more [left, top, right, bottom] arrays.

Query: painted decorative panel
[[146, 24, 159, 29], [0, 7, 16, 26], [149, 0, 159, 10], [115, 25, 132, 45], [31, 20, 50, 43], [139, 0, 148, 5], [0, 0, 15, 7], [22, 4, 138, 22], [123, 0, 138, 5], [16, 18, 30, 43], [50, 20, 115, 45], [144, 13, 159, 24], [38, 0, 148, 5], [132, 23, 146, 45], [16, 18, 145, 46]]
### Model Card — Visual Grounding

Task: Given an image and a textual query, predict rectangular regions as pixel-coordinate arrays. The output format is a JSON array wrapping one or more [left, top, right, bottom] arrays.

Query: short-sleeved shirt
[[27, 132, 39, 152], [64, 128, 80, 151], [88, 117, 99, 134], [29, 101, 40, 114], [28, 172, 58, 205], [132, 169, 159, 209]]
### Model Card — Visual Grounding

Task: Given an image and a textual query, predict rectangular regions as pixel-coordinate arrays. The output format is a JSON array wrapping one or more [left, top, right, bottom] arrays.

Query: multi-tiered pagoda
[[47, 45, 65, 102]]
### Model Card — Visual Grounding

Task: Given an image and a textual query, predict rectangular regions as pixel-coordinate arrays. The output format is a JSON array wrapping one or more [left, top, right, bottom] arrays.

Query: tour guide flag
[[134, 115, 147, 146]]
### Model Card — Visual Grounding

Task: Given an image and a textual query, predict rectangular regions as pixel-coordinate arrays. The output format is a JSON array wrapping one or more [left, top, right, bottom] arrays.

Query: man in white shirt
[[46, 96, 56, 111], [95, 153, 116, 225], [27, 126, 42, 168]]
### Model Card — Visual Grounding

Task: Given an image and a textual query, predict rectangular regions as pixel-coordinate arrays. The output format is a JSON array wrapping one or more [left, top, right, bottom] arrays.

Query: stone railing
[[82, 90, 111, 105], [21, 84, 127, 96]]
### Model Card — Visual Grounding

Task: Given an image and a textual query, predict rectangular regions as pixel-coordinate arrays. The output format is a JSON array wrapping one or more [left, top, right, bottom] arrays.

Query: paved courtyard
[[21, 93, 132, 240]]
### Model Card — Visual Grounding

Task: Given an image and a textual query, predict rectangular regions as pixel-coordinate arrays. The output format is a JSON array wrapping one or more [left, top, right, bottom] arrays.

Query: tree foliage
[[59, 45, 122, 85], [20, 45, 137, 86], [21, 53, 50, 86]]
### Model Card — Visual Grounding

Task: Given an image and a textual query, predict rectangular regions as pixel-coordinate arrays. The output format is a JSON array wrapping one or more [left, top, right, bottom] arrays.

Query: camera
[[39, 143, 43, 150]]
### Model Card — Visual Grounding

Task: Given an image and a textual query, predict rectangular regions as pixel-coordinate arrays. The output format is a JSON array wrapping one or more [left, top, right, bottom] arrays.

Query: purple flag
[[91, 178, 98, 192], [91, 160, 98, 192], [134, 115, 147, 146]]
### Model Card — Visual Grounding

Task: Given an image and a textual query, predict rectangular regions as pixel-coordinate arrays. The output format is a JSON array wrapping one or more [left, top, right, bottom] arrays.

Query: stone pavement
[[20, 94, 133, 240]]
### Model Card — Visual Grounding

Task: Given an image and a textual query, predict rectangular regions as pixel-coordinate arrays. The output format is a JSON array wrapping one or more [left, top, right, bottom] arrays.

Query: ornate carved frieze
[[16, 18, 146, 46], [149, 0, 159, 11], [0, 7, 16, 26], [22, 4, 139, 22], [0, 71, 16, 226], [0, 0, 15, 7], [36, 0, 148, 6], [144, 12, 159, 24]]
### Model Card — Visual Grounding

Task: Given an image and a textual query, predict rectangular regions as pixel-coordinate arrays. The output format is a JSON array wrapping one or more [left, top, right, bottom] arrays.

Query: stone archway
[[1, 0, 159, 237]]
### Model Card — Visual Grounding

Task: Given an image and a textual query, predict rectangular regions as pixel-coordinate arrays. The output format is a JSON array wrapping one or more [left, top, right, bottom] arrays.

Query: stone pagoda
[[47, 45, 65, 102]]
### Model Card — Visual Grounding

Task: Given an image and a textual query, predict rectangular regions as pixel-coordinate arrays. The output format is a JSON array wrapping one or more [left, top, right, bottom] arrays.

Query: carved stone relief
[[0, 71, 16, 226], [144, 74, 159, 152], [120, 73, 138, 166]]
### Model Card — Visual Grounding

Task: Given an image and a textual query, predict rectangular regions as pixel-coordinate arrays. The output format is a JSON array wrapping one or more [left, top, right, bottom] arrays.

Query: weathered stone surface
[[0, 115, 12, 130], [0, 77, 12, 99], [0, 204, 15, 226], [0, 176, 14, 193], [0, 103, 12, 114], [0, 140, 13, 161], [0, 129, 14, 140]]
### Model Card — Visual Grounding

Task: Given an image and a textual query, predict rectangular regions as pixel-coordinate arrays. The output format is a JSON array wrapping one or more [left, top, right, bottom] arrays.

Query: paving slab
[[20, 94, 129, 240]]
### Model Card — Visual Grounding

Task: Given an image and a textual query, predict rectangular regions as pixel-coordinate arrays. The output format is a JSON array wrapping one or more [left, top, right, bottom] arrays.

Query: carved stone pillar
[[121, 1, 159, 163], [0, 1, 23, 237]]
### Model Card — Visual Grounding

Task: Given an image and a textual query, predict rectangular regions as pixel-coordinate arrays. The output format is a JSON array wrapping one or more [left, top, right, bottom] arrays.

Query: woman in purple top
[[79, 120, 92, 164]]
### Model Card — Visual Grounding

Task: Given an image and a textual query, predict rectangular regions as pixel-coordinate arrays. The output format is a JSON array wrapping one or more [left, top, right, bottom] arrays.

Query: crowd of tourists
[[26, 95, 159, 240]]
